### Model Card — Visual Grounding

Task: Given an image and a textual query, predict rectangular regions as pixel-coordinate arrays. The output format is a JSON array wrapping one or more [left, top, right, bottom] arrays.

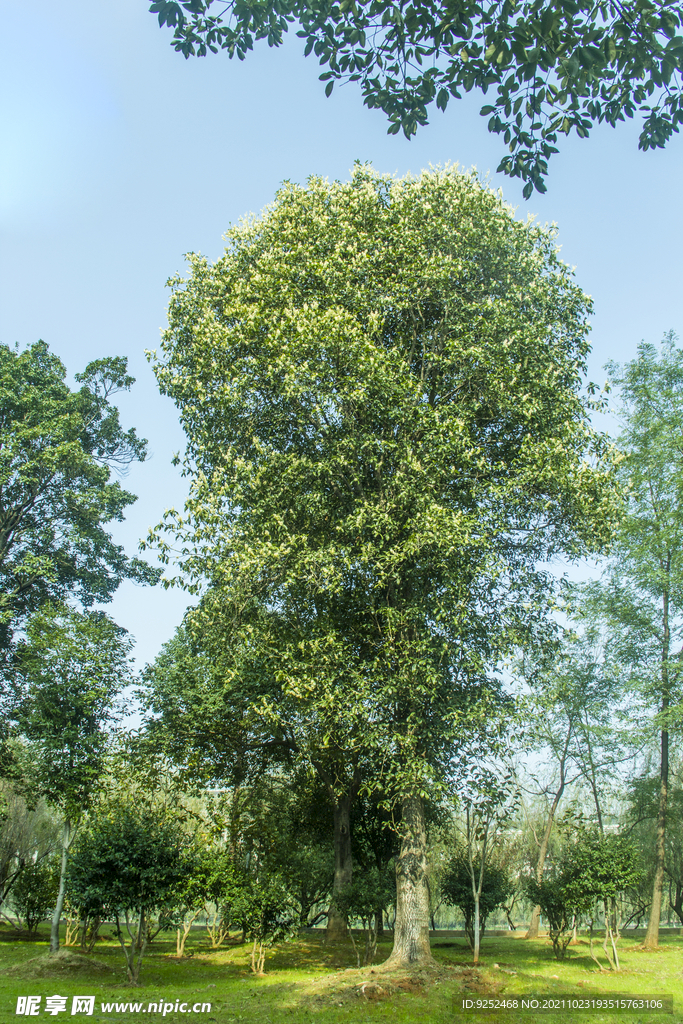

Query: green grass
[[0, 926, 680, 1024]]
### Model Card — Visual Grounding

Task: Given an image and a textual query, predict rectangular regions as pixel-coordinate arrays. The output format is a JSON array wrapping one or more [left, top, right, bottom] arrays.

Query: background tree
[[332, 866, 395, 966], [9, 858, 59, 937], [149, 165, 618, 967], [449, 765, 517, 963], [583, 333, 683, 949], [0, 342, 157, 652], [351, 789, 399, 937], [624, 768, 683, 930], [0, 769, 59, 919], [13, 605, 132, 953], [662, 779, 683, 926], [442, 856, 513, 953], [141, 600, 373, 942], [520, 627, 626, 937], [230, 872, 301, 975], [424, 820, 451, 932], [0, 341, 158, 783], [152, 0, 683, 195], [168, 842, 216, 957]]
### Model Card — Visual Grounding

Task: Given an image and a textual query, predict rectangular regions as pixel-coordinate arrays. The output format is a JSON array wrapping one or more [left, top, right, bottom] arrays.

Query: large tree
[[148, 165, 618, 966], [583, 333, 683, 949], [151, 0, 683, 196]]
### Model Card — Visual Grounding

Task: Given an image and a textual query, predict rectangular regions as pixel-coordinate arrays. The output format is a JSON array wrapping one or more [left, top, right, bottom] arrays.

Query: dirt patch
[[4, 948, 113, 978], [461, 972, 501, 995], [298, 957, 503, 1009], [356, 975, 427, 1000]]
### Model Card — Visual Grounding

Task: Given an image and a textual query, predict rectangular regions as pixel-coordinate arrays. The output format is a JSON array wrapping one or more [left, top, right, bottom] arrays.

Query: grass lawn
[[0, 926, 680, 1024]]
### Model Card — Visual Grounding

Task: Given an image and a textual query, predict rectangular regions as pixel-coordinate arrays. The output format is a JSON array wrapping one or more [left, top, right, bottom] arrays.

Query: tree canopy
[[14, 606, 132, 816], [151, 0, 683, 195], [0, 342, 159, 650]]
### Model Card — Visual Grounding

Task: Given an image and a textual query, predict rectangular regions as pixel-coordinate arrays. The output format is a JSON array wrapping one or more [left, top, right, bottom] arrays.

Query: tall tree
[[584, 333, 683, 950], [151, 0, 683, 195], [148, 165, 618, 966], [14, 605, 132, 952], [520, 627, 626, 937]]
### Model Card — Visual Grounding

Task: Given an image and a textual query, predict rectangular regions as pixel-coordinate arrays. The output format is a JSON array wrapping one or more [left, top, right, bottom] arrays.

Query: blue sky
[[1, 0, 682, 669]]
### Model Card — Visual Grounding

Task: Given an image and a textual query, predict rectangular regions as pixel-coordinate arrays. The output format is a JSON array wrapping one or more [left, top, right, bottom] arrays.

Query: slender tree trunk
[[50, 817, 71, 953], [644, 587, 671, 951], [526, 723, 573, 939], [644, 724, 668, 948], [467, 808, 487, 965], [526, 790, 563, 938], [326, 794, 353, 940], [384, 794, 433, 968], [580, 715, 604, 835], [473, 896, 481, 964]]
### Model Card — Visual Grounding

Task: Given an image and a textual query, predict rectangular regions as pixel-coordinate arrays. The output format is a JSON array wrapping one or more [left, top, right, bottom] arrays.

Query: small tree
[[525, 874, 585, 960], [169, 845, 232, 957], [67, 804, 187, 983], [519, 628, 624, 939], [570, 831, 640, 970], [443, 856, 513, 953], [333, 866, 395, 966], [526, 829, 639, 965], [229, 872, 301, 975], [10, 859, 59, 936], [0, 774, 59, 920], [450, 766, 518, 963], [202, 854, 234, 949], [14, 606, 132, 953]]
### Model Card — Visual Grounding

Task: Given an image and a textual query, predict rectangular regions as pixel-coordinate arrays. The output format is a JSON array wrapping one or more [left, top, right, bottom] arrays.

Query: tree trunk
[[580, 713, 604, 835], [643, 725, 668, 948], [526, 801, 559, 939], [526, 722, 573, 939], [669, 878, 683, 925], [326, 794, 353, 940], [117, 910, 148, 985], [384, 794, 433, 968], [644, 586, 671, 951], [473, 895, 481, 964], [50, 817, 71, 954]]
